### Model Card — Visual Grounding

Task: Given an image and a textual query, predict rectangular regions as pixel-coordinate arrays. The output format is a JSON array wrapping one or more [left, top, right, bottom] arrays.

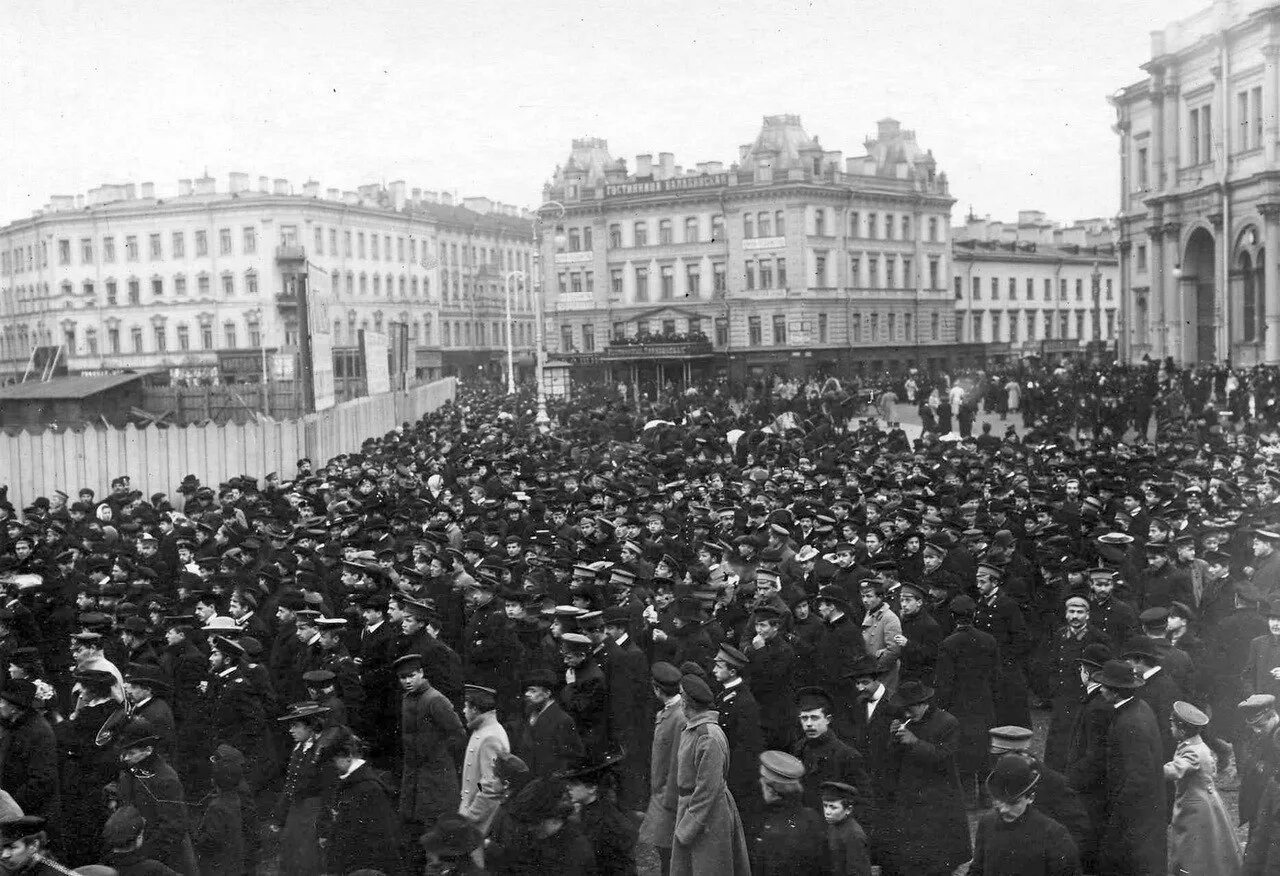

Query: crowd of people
[[1, 359, 1280, 874]]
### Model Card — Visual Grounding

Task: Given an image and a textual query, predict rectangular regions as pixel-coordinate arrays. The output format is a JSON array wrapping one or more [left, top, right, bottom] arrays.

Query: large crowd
[[1, 358, 1280, 875]]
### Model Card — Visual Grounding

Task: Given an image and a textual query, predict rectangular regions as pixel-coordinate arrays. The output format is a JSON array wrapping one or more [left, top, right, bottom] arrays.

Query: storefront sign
[[604, 173, 729, 198]]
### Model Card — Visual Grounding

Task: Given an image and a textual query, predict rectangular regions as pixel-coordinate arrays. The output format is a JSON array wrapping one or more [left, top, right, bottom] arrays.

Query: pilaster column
[[1266, 45, 1280, 165], [1263, 204, 1280, 364], [1162, 81, 1181, 190], [1148, 224, 1167, 359], [1164, 222, 1184, 363]]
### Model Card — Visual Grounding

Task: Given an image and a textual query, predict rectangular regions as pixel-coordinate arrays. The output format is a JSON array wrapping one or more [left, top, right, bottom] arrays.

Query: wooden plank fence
[[0, 377, 456, 510]]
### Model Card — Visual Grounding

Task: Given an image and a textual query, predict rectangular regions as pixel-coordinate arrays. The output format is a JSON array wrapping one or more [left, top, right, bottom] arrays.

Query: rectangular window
[[867, 213, 877, 240], [955, 276, 963, 298], [886, 259, 895, 289], [871, 313, 880, 340], [243, 227, 256, 254], [108, 328, 120, 353], [175, 276, 186, 296], [715, 318, 728, 346], [972, 276, 981, 299], [1044, 278, 1052, 300], [330, 229, 338, 253], [634, 222, 648, 246], [128, 279, 140, 304], [610, 269, 623, 298], [991, 311, 1001, 341], [927, 217, 938, 242], [759, 258, 773, 289], [818, 313, 828, 343], [198, 275, 210, 297], [991, 277, 999, 299], [224, 323, 237, 348], [582, 324, 595, 352], [776, 211, 785, 236], [358, 233, 366, 258], [384, 236, 391, 260], [222, 275, 234, 296], [850, 212, 860, 237], [570, 272, 582, 295], [711, 214, 725, 241], [81, 238, 93, 264], [106, 280, 117, 305], [713, 262, 726, 293], [814, 208, 826, 236], [1190, 107, 1201, 164], [171, 232, 184, 258], [1240, 90, 1251, 151], [1075, 278, 1083, 300], [58, 239, 70, 265], [569, 228, 581, 251], [658, 220, 672, 245], [609, 224, 622, 248], [744, 213, 755, 239], [582, 227, 592, 251], [132, 327, 144, 353], [901, 216, 911, 240], [246, 274, 258, 296], [758, 212, 772, 237], [635, 266, 649, 301], [931, 312, 940, 340], [126, 236, 139, 261], [772, 314, 787, 345], [314, 227, 324, 255], [584, 271, 594, 294], [219, 228, 232, 254], [177, 325, 189, 351], [814, 253, 826, 286], [883, 214, 893, 239], [1254, 86, 1264, 149], [149, 234, 161, 259], [102, 237, 115, 263], [1060, 278, 1068, 299], [660, 265, 674, 299], [777, 258, 787, 287], [1026, 278, 1034, 299], [154, 325, 167, 351], [1106, 278, 1113, 300], [1008, 277, 1016, 299], [1076, 311, 1085, 338], [195, 231, 207, 256], [748, 316, 762, 346], [852, 312, 862, 340], [151, 278, 162, 296], [686, 266, 701, 296], [397, 237, 404, 261], [684, 217, 699, 242], [745, 260, 756, 290], [902, 258, 912, 288], [1137, 146, 1149, 188]]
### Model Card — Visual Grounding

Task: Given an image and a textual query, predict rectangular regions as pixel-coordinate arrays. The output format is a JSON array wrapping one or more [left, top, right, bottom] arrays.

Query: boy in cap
[[820, 782, 871, 876], [458, 683, 509, 835], [394, 652, 465, 847]]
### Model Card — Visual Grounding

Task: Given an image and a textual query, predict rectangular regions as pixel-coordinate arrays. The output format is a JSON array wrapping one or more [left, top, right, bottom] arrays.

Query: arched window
[[1241, 251, 1256, 341]]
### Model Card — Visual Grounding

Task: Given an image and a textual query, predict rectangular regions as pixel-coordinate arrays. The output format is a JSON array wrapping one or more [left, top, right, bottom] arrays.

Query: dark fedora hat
[[896, 680, 935, 706], [1091, 659, 1142, 690]]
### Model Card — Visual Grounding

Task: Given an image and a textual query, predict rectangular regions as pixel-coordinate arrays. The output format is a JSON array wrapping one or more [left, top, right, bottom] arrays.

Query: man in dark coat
[[846, 656, 902, 874], [515, 669, 584, 777], [1124, 638, 1180, 759], [1087, 569, 1140, 648], [1064, 643, 1113, 872], [712, 644, 764, 837], [987, 725, 1091, 863], [814, 586, 869, 741], [1044, 595, 1110, 770], [1092, 659, 1167, 876], [745, 605, 797, 749], [114, 717, 198, 876], [354, 592, 398, 761], [933, 595, 999, 803], [895, 581, 942, 686], [969, 756, 1081, 876], [0, 679, 61, 838], [559, 633, 608, 757], [394, 652, 465, 839], [972, 562, 1031, 729], [882, 680, 971, 876], [790, 687, 871, 827], [1243, 597, 1280, 703], [752, 751, 830, 876], [602, 606, 651, 812]]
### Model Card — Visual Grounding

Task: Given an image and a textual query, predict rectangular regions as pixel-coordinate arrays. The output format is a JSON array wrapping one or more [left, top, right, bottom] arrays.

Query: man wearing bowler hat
[[1091, 658, 1167, 875], [969, 756, 1080, 876], [514, 668, 583, 778], [987, 725, 1090, 864], [882, 680, 970, 876]]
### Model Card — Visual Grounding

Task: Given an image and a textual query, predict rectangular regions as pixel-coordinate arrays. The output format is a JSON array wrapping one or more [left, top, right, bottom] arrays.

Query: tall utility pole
[[532, 201, 566, 426]]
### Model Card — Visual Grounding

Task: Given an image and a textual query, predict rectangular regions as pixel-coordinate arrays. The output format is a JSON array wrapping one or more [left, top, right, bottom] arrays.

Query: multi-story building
[[0, 174, 534, 390], [1111, 0, 1280, 365], [538, 116, 975, 387], [951, 211, 1119, 360]]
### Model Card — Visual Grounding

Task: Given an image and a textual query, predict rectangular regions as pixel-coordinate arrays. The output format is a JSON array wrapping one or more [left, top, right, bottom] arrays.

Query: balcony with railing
[[276, 244, 306, 264]]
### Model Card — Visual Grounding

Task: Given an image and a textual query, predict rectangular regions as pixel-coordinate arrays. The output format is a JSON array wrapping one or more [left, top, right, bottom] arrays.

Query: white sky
[[0, 0, 1207, 227]]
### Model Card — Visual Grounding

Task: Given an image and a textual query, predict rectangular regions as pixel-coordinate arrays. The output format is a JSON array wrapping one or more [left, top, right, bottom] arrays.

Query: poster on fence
[[360, 330, 391, 395], [307, 268, 336, 411]]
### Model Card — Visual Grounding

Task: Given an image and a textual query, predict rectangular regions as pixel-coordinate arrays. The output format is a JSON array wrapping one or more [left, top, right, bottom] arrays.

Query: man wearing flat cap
[[458, 683, 509, 835], [395, 652, 466, 845], [638, 662, 685, 876], [514, 669, 584, 779], [669, 674, 751, 876]]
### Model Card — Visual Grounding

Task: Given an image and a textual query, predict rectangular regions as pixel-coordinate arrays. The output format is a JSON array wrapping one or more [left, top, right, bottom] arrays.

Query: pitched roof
[[0, 373, 143, 401]]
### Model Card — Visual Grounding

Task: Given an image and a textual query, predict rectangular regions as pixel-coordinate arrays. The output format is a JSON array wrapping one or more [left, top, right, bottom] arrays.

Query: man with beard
[[515, 669, 584, 778], [559, 633, 608, 758], [203, 636, 275, 792], [1045, 596, 1111, 770], [895, 581, 942, 687]]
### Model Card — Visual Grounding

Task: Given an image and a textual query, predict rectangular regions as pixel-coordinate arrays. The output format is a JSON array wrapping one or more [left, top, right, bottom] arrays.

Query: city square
[[1, 0, 1279, 874]]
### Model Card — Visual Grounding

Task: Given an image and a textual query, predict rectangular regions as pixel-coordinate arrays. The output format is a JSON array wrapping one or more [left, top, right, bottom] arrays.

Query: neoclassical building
[[537, 116, 975, 385], [1112, 0, 1280, 365], [0, 174, 534, 386]]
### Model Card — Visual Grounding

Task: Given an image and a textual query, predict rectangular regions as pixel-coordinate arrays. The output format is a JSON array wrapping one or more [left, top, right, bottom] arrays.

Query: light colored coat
[[669, 711, 752, 876], [638, 695, 684, 848], [1165, 736, 1242, 876], [458, 711, 509, 834], [861, 604, 903, 694]]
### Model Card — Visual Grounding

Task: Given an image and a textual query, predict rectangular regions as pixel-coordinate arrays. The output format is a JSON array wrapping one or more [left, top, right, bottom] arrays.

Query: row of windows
[[953, 274, 1114, 302], [558, 310, 944, 352], [579, 208, 946, 251], [325, 271, 432, 301], [1, 227, 532, 276], [51, 321, 261, 357], [846, 254, 942, 290], [439, 319, 533, 349], [960, 308, 1116, 343]]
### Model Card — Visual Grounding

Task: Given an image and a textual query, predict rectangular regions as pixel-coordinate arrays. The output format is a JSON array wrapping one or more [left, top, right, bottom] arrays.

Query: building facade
[[951, 211, 1119, 360], [538, 116, 971, 387], [0, 174, 534, 389], [1112, 0, 1280, 366]]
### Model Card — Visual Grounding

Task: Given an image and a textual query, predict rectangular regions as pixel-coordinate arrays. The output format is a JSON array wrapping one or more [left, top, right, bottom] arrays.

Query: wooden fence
[[0, 377, 456, 511]]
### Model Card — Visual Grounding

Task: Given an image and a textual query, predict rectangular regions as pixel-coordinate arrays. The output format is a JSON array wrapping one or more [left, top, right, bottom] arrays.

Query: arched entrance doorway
[[1182, 227, 1217, 363], [1232, 225, 1266, 363]]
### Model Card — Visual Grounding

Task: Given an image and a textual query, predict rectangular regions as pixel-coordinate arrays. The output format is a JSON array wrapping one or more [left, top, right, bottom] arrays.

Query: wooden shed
[[0, 373, 145, 430]]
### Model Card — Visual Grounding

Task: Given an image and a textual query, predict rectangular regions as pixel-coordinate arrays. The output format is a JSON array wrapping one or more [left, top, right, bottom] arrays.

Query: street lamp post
[[532, 201, 566, 426], [503, 270, 525, 396]]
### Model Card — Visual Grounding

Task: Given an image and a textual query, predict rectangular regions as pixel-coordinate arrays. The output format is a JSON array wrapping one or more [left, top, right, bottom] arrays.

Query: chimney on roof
[[424, 191, 439, 204], [389, 180, 406, 210], [636, 154, 653, 178], [659, 152, 674, 180], [178, 179, 193, 196], [272, 178, 289, 195], [229, 172, 250, 194], [441, 192, 454, 207], [49, 195, 74, 212], [140, 182, 155, 199], [303, 180, 320, 198], [258, 176, 270, 193], [195, 176, 215, 195]]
